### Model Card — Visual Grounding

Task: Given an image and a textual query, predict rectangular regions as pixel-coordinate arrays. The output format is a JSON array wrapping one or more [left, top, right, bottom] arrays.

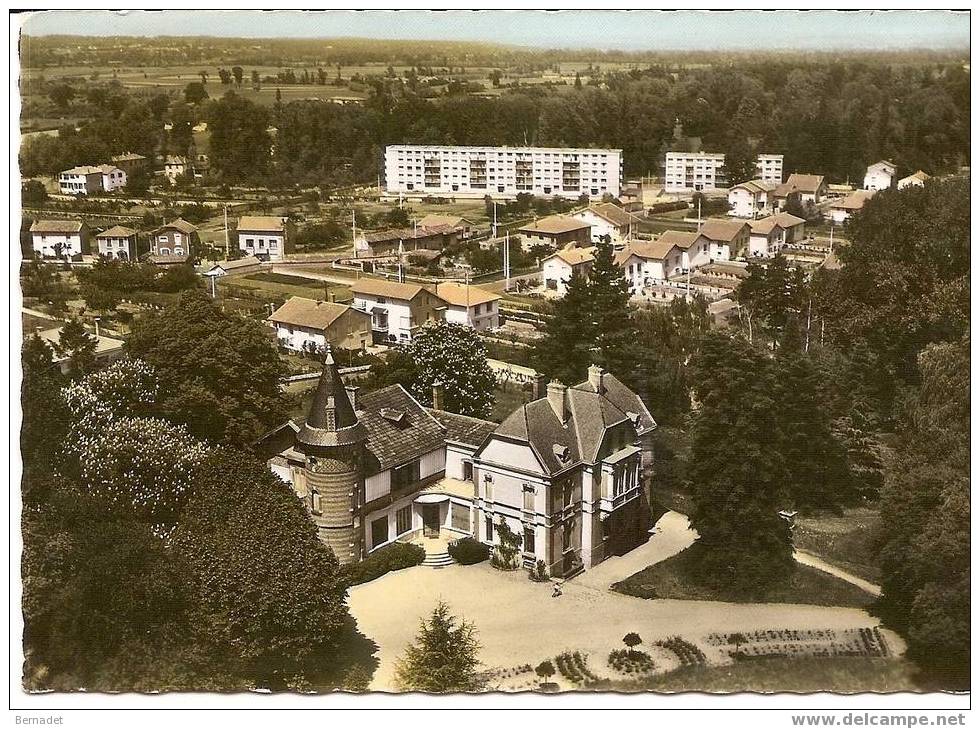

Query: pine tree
[[394, 601, 482, 693], [687, 333, 794, 593], [532, 270, 596, 386], [589, 237, 637, 377]]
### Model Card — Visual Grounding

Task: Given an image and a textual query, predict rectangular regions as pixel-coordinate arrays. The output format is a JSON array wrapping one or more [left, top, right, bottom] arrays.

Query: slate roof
[[361, 224, 455, 244], [297, 351, 366, 447], [268, 297, 361, 331], [518, 215, 591, 236], [490, 369, 656, 476], [357, 385, 448, 474], [30, 219, 84, 234], [427, 409, 498, 448]]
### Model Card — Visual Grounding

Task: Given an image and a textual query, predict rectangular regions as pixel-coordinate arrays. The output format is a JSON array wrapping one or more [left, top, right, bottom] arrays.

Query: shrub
[[647, 200, 688, 215], [448, 537, 490, 565], [608, 648, 655, 674], [341, 542, 425, 586], [528, 559, 550, 582], [656, 636, 707, 667]]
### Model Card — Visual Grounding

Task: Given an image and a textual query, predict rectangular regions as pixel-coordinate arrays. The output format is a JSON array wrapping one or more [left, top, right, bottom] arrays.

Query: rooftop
[[782, 173, 825, 194], [699, 218, 750, 243], [238, 216, 287, 233], [434, 282, 501, 308], [30, 219, 84, 234], [656, 230, 701, 250], [96, 225, 136, 238], [151, 218, 197, 235], [361, 224, 456, 244], [616, 238, 678, 262], [268, 297, 361, 331], [545, 245, 596, 266], [580, 202, 639, 228], [350, 277, 442, 303], [518, 215, 591, 236]]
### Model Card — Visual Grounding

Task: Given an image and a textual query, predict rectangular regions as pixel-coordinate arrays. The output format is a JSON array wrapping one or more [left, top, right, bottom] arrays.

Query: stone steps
[[422, 551, 454, 568]]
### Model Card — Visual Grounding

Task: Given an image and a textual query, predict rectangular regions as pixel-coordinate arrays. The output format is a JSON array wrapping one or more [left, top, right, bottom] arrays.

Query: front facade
[[864, 160, 897, 191], [29, 219, 88, 259], [111, 153, 148, 176], [58, 166, 103, 195], [616, 239, 681, 293], [95, 225, 137, 260], [665, 152, 782, 192], [898, 170, 930, 190], [99, 165, 127, 192], [699, 219, 749, 261], [569, 203, 639, 246], [517, 215, 592, 250], [384, 145, 623, 200], [150, 218, 198, 257], [269, 297, 372, 353], [237, 216, 293, 262], [781, 173, 827, 204], [259, 354, 657, 580], [164, 155, 191, 184], [350, 279, 447, 343], [829, 190, 875, 224], [728, 179, 776, 218], [434, 282, 501, 331], [541, 246, 596, 296], [747, 213, 806, 258], [755, 154, 784, 185]]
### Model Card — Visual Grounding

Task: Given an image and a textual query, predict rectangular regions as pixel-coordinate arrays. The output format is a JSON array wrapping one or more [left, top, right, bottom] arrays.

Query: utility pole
[[504, 232, 511, 291], [697, 195, 702, 231], [492, 200, 498, 240], [398, 239, 404, 283], [352, 209, 357, 259], [805, 297, 812, 353], [223, 204, 229, 260]]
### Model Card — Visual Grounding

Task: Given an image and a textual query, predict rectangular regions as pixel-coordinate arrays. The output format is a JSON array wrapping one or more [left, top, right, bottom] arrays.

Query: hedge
[[341, 542, 425, 586], [448, 537, 490, 565]]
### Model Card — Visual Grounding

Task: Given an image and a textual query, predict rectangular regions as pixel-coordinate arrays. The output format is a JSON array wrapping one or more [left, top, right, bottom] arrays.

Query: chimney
[[588, 363, 605, 394], [532, 373, 548, 400], [345, 385, 359, 411], [547, 380, 568, 422], [432, 381, 445, 411], [94, 319, 101, 339]]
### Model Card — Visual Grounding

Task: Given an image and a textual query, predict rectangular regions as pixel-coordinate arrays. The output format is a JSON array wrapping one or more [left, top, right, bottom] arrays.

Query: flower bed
[[608, 649, 655, 675], [655, 636, 707, 667], [555, 651, 600, 685], [705, 627, 890, 661]]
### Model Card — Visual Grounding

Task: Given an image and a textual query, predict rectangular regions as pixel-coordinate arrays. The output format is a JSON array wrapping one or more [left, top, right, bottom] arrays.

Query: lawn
[[794, 507, 884, 584], [618, 656, 922, 694], [490, 381, 532, 423], [218, 274, 350, 304], [612, 543, 874, 609]]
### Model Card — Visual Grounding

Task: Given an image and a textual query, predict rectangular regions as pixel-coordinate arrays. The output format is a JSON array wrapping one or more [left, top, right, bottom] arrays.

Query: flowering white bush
[[76, 416, 209, 526], [63, 357, 159, 428]]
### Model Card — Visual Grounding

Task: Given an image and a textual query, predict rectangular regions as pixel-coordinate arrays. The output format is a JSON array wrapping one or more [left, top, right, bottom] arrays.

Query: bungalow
[[30, 219, 89, 259], [541, 245, 596, 297], [434, 282, 501, 331], [777, 173, 827, 204], [350, 278, 448, 344], [416, 214, 475, 239], [727, 179, 776, 218], [829, 190, 875, 225], [269, 297, 372, 354], [570, 203, 640, 245], [95, 225, 137, 260], [898, 170, 930, 190], [237, 216, 294, 262], [615, 238, 682, 293], [698, 219, 749, 261], [150, 218, 198, 257], [98, 164, 127, 192], [747, 212, 806, 258], [518, 215, 592, 250], [354, 224, 457, 259], [58, 166, 103, 195], [34, 325, 125, 374], [864, 160, 897, 191]]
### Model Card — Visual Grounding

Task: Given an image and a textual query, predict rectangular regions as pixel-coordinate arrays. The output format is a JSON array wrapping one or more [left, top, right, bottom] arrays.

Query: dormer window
[[553, 444, 570, 462], [380, 408, 406, 425]]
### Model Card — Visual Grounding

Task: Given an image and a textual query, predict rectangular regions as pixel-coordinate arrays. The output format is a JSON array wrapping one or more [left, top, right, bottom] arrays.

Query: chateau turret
[[296, 347, 367, 565]]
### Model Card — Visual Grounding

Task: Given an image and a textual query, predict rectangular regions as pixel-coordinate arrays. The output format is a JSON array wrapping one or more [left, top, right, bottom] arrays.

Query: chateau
[[257, 350, 657, 578]]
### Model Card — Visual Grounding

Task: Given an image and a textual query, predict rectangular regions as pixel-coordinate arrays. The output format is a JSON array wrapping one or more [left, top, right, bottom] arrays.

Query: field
[[612, 543, 875, 609], [216, 272, 350, 305]]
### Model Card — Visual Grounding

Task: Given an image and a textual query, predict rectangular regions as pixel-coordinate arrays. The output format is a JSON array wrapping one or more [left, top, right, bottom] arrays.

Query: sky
[[18, 9, 970, 52]]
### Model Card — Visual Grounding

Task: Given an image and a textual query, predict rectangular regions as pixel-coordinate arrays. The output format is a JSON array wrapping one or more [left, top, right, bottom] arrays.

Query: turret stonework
[[297, 348, 366, 565]]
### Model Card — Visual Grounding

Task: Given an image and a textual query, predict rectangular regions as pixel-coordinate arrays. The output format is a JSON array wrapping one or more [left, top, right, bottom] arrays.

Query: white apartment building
[[665, 152, 783, 193], [755, 154, 784, 185], [384, 145, 623, 200]]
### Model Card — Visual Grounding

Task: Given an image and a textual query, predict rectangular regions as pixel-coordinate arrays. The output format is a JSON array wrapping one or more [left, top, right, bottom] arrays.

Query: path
[[794, 549, 882, 597]]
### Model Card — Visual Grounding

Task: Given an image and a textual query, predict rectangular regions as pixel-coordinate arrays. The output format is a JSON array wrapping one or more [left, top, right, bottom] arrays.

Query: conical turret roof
[[297, 347, 367, 448]]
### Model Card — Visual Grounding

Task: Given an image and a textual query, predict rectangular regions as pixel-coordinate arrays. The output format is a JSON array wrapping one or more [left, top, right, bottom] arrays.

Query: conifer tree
[[394, 601, 482, 693]]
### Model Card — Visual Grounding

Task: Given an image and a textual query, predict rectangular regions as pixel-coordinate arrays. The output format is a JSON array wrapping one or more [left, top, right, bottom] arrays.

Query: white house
[[777, 173, 827, 204], [616, 238, 682, 293], [655, 230, 710, 271], [727, 179, 775, 218], [29, 219, 88, 259], [570, 202, 640, 245], [163, 155, 191, 184], [237, 216, 293, 262], [350, 278, 448, 343], [898, 170, 931, 190], [747, 212, 807, 258], [541, 245, 596, 296], [99, 164, 127, 192], [268, 297, 372, 353], [203, 255, 264, 278], [95, 225, 137, 260], [698, 219, 750, 261], [829, 190, 875, 225], [434, 282, 501, 331], [864, 160, 897, 191], [58, 166, 104, 195]]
